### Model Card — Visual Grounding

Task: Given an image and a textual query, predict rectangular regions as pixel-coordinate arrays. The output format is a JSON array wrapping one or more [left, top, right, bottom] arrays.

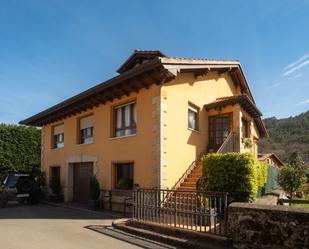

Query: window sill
[[109, 134, 137, 140], [51, 147, 64, 151], [76, 142, 94, 146], [187, 127, 200, 134]]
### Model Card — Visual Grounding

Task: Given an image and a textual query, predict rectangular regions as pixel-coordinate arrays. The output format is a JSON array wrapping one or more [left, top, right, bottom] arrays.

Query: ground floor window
[[114, 162, 134, 190]]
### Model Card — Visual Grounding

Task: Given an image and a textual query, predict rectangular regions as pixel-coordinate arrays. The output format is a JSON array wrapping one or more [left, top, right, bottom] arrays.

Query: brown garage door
[[73, 162, 93, 203]]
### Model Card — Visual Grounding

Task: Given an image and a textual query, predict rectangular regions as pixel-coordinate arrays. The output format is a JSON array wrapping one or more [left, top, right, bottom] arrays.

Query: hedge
[[0, 124, 41, 173], [201, 153, 268, 203]]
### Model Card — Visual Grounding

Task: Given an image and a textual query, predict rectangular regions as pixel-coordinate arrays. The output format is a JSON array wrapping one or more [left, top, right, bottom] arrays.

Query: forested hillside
[[259, 111, 309, 162]]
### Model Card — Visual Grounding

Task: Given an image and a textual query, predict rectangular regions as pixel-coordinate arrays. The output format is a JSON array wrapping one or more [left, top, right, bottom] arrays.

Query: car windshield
[[5, 174, 20, 188]]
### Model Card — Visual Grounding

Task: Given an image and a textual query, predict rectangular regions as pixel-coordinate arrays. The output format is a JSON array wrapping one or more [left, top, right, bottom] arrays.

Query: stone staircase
[[176, 162, 202, 192]]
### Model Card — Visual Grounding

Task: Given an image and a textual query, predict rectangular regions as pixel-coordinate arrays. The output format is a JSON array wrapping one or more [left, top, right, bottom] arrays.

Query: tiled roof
[[258, 153, 284, 166], [204, 94, 268, 138], [19, 50, 264, 128]]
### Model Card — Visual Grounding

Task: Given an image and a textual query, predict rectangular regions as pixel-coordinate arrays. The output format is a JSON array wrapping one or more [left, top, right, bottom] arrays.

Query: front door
[[73, 162, 93, 203], [209, 114, 232, 151]]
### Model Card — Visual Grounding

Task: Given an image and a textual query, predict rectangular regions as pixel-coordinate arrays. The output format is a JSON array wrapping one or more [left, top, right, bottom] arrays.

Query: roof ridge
[[164, 56, 240, 62]]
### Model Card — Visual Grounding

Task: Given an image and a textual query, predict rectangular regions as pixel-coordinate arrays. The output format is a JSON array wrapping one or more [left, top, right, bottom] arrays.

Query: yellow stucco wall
[[160, 71, 239, 189], [42, 70, 261, 198], [42, 85, 161, 201]]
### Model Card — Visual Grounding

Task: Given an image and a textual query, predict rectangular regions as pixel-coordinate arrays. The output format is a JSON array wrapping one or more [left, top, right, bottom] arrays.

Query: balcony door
[[209, 114, 232, 152]]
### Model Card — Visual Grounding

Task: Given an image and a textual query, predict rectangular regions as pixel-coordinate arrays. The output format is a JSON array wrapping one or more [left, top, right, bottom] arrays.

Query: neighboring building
[[258, 153, 284, 168], [20, 50, 267, 203]]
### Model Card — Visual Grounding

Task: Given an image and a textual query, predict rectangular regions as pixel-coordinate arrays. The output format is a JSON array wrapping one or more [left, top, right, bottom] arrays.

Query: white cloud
[[287, 73, 303, 80], [282, 59, 309, 77], [284, 53, 309, 70], [269, 82, 280, 88], [296, 98, 309, 106]]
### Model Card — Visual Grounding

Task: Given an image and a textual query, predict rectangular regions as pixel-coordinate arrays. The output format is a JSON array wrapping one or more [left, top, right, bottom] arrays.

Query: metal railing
[[216, 132, 235, 154], [170, 150, 207, 192], [133, 188, 228, 236], [170, 161, 197, 191]]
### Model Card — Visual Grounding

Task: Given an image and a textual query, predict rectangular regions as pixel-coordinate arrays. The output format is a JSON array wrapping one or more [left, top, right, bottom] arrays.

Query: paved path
[[0, 203, 176, 249]]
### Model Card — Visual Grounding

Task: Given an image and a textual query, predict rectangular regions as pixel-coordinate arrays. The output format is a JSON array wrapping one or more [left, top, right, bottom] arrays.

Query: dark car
[[0, 172, 41, 208]]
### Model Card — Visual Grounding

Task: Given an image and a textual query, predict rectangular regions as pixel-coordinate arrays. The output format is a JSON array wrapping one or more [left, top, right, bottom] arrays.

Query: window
[[79, 115, 94, 144], [188, 103, 199, 131], [209, 114, 231, 150], [50, 166, 60, 184], [52, 124, 64, 149], [241, 118, 249, 138], [114, 163, 134, 190], [114, 102, 136, 137]]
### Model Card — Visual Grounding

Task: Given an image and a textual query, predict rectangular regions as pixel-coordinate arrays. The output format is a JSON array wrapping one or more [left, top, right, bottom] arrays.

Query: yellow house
[[20, 50, 267, 203]]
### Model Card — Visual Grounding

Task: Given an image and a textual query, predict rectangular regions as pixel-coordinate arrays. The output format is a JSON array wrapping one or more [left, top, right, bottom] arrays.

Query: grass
[[290, 196, 309, 207], [291, 203, 309, 207]]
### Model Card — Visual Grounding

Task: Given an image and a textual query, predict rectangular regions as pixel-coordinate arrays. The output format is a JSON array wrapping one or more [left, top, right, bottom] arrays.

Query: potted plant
[[49, 175, 63, 202], [88, 176, 101, 210], [242, 137, 253, 149]]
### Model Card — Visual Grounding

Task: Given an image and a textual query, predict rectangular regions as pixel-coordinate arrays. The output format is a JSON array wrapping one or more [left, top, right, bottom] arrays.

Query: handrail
[[170, 161, 197, 191], [216, 132, 234, 154], [170, 149, 206, 192]]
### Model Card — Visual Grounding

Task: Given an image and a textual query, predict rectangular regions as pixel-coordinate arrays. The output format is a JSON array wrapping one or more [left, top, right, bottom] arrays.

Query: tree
[[288, 152, 305, 169], [277, 165, 307, 198], [0, 124, 41, 173]]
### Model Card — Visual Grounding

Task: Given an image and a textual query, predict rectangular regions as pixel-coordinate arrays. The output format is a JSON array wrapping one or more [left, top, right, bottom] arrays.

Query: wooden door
[[73, 162, 93, 203], [209, 114, 232, 151]]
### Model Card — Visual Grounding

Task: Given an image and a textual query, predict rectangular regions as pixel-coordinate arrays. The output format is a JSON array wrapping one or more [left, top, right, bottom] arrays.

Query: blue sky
[[0, 0, 309, 124]]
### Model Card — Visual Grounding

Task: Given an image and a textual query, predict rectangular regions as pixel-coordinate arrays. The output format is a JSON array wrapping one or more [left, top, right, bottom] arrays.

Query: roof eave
[[19, 58, 168, 126]]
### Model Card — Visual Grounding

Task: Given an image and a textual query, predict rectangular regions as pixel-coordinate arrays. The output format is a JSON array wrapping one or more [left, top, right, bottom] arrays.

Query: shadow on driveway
[[0, 203, 119, 220], [86, 225, 179, 249]]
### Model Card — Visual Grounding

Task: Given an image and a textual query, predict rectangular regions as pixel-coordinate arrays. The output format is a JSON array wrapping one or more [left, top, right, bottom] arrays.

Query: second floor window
[[52, 124, 64, 149], [79, 115, 94, 144], [188, 103, 199, 131], [114, 102, 136, 137], [242, 118, 249, 138]]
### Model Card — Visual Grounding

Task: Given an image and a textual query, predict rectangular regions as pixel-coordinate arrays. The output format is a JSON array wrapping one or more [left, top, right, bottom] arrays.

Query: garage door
[[73, 162, 94, 203]]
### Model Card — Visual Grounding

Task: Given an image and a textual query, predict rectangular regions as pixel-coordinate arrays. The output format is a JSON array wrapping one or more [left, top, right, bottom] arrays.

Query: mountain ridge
[[258, 111, 309, 162]]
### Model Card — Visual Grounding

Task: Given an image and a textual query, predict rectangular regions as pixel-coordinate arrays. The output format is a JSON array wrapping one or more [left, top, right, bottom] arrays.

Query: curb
[[112, 219, 231, 249]]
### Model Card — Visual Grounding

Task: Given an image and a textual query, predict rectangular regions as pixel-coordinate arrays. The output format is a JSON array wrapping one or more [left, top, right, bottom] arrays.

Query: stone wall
[[228, 203, 309, 249]]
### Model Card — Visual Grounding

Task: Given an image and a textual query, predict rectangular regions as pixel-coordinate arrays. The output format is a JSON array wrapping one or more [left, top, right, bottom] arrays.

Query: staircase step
[[177, 187, 196, 192], [184, 178, 199, 183], [189, 173, 202, 178], [180, 182, 196, 187]]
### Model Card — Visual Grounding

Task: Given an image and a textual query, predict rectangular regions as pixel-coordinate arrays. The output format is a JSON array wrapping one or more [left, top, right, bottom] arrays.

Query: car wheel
[[16, 178, 34, 193]]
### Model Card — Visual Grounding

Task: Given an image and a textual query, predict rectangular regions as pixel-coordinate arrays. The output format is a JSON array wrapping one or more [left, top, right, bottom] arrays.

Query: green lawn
[[291, 197, 309, 207], [291, 203, 309, 207]]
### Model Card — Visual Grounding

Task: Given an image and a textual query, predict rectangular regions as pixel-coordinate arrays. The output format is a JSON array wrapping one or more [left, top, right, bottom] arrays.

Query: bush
[[90, 176, 100, 200], [0, 124, 41, 173], [201, 153, 265, 203], [277, 165, 307, 198], [257, 161, 268, 188], [50, 175, 61, 195]]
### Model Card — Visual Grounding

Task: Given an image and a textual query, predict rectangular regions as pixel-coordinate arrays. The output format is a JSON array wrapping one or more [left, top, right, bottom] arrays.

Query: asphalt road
[[0, 203, 176, 249]]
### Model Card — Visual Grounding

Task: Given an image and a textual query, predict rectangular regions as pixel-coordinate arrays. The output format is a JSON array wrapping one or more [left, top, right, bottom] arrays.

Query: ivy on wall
[[0, 124, 41, 173]]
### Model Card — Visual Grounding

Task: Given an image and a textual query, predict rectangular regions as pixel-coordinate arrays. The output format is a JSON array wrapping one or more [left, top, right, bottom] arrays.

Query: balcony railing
[[216, 132, 235, 154]]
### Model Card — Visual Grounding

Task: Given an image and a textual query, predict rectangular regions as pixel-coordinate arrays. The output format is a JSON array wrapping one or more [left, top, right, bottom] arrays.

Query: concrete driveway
[[0, 203, 176, 249]]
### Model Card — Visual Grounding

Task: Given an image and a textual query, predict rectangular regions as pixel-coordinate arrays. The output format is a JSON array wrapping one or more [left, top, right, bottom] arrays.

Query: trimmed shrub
[[0, 124, 41, 173], [202, 153, 260, 203]]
